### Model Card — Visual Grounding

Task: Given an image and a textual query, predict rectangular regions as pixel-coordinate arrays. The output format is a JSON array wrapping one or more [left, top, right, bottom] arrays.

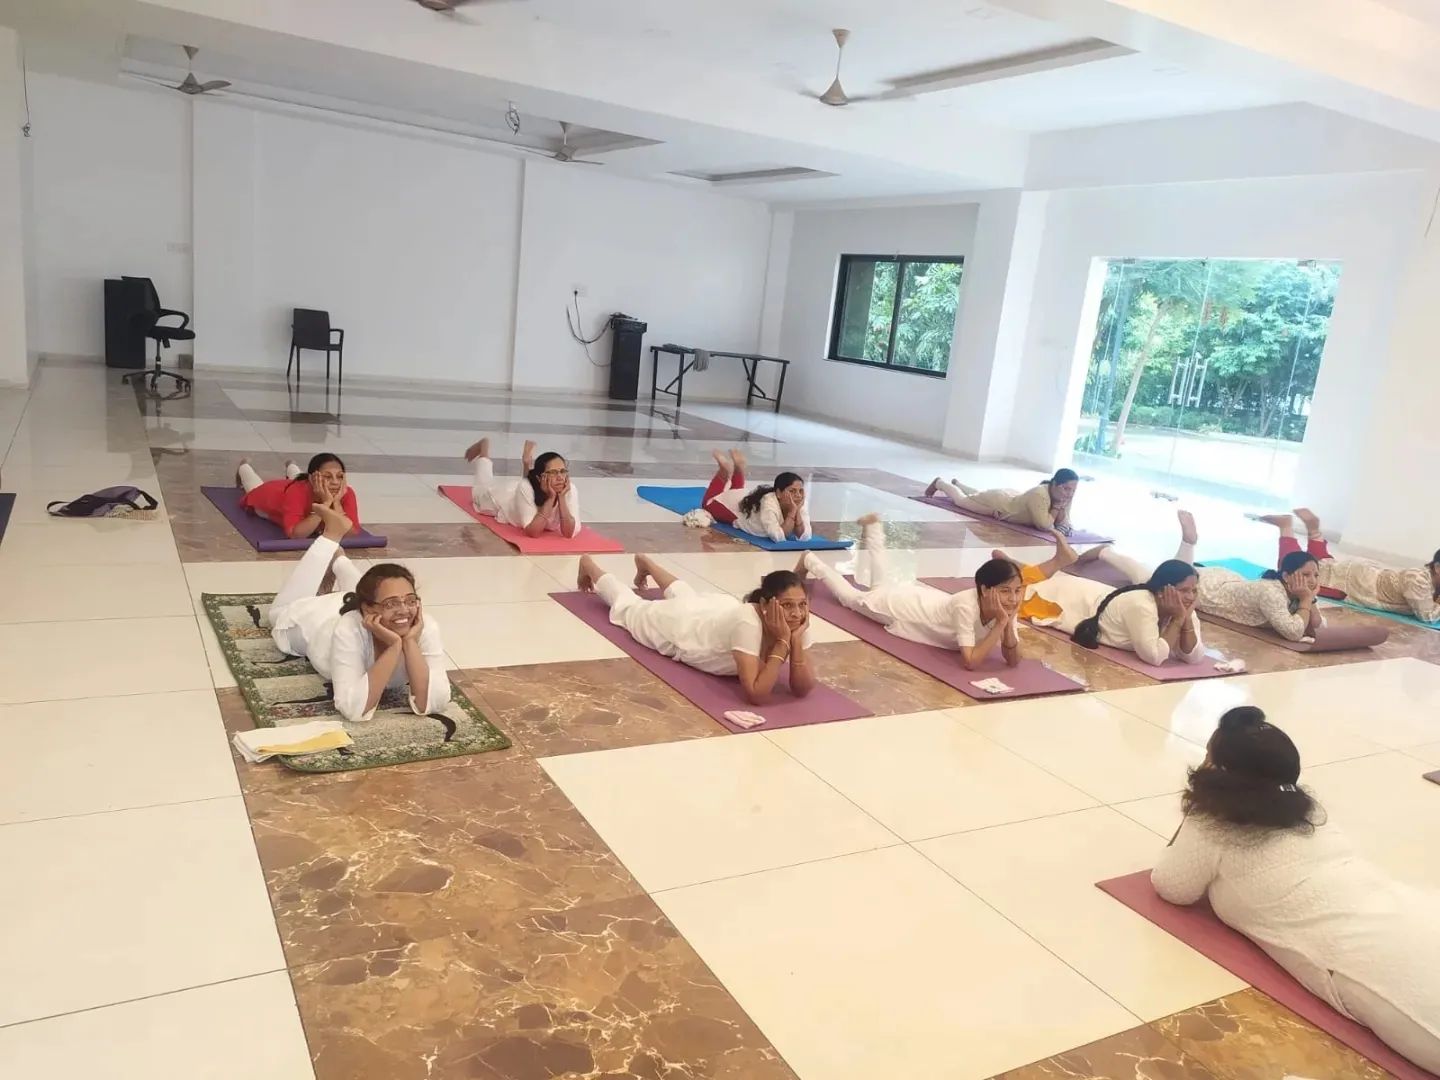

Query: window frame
[[826, 253, 965, 378]]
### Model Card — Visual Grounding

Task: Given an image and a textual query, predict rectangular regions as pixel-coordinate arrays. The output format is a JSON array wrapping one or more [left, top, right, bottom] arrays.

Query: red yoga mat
[[804, 579, 1084, 700], [1098, 871, 1437, 1080], [437, 485, 624, 553], [550, 589, 873, 734]]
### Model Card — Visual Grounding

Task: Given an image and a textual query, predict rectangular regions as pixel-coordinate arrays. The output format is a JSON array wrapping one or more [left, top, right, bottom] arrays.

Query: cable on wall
[[20, 43, 31, 137], [566, 292, 611, 367]]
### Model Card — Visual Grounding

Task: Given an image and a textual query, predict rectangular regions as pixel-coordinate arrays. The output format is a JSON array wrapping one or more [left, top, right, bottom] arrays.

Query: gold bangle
[[768, 652, 788, 663]]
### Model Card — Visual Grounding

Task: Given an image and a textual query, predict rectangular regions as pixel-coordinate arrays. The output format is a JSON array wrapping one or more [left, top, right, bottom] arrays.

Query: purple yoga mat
[[910, 494, 1113, 544], [919, 575, 1233, 682], [550, 590, 872, 734], [1099, 871, 1437, 1080], [804, 580, 1083, 700], [202, 486, 387, 552]]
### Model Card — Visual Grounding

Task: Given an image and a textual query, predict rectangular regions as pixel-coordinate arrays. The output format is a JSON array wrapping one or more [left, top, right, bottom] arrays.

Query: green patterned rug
[[203, 592, 510, 773]]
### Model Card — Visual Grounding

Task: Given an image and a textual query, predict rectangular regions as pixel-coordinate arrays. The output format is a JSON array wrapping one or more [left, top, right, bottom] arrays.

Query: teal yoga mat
[[636, 485, 852, 551], [1206, 556, 1440, 630]]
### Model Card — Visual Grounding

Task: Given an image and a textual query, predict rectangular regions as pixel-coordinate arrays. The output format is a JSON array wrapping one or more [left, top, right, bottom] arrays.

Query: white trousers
[[470, 456, 504, 516], [238, 460, 302, 522], [267, 535, 364, 656]]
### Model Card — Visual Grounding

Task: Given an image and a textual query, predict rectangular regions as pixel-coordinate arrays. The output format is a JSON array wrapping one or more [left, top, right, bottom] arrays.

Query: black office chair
[[288, 308, 344, 383], [121, 276, 193, 391]]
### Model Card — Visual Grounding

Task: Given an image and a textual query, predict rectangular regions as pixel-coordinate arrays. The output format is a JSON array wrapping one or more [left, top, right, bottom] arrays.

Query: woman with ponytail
[[577, 553, 815, 706], [701, 449, 810, 542], [266, 503, 449, 723], [926, 468, 1081, 535], [464, 436, 581, 539], [1154, 707, 1440, 1072], [236, 452, 361, 540], [800, 513, 1026, 669]]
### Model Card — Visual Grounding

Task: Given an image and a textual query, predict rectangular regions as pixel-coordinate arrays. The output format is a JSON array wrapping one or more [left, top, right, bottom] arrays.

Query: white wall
[[0, 27, 29, 386], [512, 162, 773, 397], [778, 203, 979, 442], [28, 73, 192, 358], [1006, 169, 1433, 535]]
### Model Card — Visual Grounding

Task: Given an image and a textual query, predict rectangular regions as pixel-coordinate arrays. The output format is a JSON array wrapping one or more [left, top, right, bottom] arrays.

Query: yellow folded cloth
[[233, 721, 352, 763]]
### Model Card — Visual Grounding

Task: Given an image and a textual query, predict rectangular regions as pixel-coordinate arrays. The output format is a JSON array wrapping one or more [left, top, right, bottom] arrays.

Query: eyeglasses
[[542, 468, 569, 477], [374, 594, 420, 614]]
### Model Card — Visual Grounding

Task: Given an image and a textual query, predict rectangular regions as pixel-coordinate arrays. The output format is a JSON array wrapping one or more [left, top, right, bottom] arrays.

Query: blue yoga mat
[[1205, 556, 1440, 631], [636, 485, 853, 551]]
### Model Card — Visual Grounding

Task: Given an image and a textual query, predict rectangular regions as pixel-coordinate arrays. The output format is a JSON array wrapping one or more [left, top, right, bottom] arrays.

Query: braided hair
[[1071, 559, 1196, 649]]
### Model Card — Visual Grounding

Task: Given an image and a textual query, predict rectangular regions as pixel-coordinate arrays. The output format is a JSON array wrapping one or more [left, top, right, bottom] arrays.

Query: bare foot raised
[[577, 555, 601, 593], [926, 477, 942, 498], [793, 552, 810, 579], [1177, 509, 1198, 547], [464, 437, 490, 463], [315, 502, 353, 541], [710, 448, 733, 474], [1257, 513, 1294, 535], [522, 440, 538, 473], [1293, 507, 1323, 538], [730, 448, 748, 474], [633, 554, 653, 590], [857, 512, 882, 528], [234, 457, 249, 488]]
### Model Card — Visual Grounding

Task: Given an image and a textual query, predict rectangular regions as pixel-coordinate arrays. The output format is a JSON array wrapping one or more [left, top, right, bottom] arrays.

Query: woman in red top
[[236, 453, 361, 540]]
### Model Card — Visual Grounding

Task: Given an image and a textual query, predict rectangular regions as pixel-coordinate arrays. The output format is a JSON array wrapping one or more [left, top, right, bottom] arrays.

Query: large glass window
[[829, 255, 963, 375], [1074, 257, 1341, 501]]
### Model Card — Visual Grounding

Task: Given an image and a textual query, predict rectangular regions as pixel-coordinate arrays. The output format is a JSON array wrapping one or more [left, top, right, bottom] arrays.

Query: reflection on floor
[[1, 360, 1437, 1079]]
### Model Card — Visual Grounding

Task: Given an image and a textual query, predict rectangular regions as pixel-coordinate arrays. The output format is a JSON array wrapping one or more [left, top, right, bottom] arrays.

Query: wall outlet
[[571, 284, 587, 298]]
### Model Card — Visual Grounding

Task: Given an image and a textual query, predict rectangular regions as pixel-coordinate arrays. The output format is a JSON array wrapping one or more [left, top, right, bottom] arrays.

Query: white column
[[0, 26, 31, 387]]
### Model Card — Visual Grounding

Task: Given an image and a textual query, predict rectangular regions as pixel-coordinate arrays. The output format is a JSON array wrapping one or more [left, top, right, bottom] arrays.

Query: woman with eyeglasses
[[463, 436, 580, 538], [266, 503, 449, 723]]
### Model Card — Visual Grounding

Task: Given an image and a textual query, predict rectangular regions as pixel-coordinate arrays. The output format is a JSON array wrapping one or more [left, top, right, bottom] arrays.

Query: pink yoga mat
[[909, 494, 1113, 544], [1099, 871, 1437, 1080], [920, 575, 1234, 682], [201, 486, 387, 552], [437, 485, 624, 554], [550, 590, 872, 734], [804, 580, 1084, 700]]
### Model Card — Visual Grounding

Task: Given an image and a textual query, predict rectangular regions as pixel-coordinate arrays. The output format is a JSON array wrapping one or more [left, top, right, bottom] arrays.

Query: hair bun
[[1219, 705, 1267, 730]]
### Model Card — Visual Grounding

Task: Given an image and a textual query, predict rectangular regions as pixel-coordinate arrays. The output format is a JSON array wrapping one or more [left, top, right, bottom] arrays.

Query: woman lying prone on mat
[[926, 467, 1080, 536], [465, 436, 580, 538], [1257, 508, 1440, 623], [800, 513, 1037, 670], [701, 448, 811, 542], [1153, 707, 1440, 1073], [237, 453, 361, 540], [577, 553, 815, 706], [267, 502, 449, 723]]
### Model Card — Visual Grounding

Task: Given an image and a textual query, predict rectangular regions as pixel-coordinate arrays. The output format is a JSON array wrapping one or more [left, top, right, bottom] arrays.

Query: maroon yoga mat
[[1425, 770, 1440, 787], [202, 486, 387, 552], [550, 590, 872, 734], [804, 580, 1083, 700], [919, 575, 1234, 682], [1199, 613, 1390, 653], [1099, 871, 1437, 1080], [909, 494, 1113, 544]]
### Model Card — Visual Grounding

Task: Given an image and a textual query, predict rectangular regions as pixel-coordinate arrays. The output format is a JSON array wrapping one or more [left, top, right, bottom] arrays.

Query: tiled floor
[[2, 359, 1436, 1079]]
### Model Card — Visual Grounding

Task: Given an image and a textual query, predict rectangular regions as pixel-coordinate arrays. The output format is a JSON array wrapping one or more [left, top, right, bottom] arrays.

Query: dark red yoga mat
[[909, 494, 1113, 544], [804, 579, 1083, 700], [1099, 870, 1437, 1080], [202, 486, 387, 552], [550, 589, 872, 734]]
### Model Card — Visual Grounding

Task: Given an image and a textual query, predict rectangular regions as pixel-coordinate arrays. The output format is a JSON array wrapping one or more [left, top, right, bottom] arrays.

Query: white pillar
[[0, 26, 31, 387]]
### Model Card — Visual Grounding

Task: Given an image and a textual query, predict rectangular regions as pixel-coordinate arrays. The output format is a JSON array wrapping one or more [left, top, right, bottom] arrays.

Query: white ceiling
[[1, 0, 1431, 202]]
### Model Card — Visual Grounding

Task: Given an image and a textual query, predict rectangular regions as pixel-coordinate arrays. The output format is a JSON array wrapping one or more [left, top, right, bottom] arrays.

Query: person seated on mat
[[236, 453, 361, 541], [702, 448, 811, 542], [925, 468, 1080, 535], [1153, 706, 1440, 1073], [798, 513, 1026, 669], [577, 552, 815, 706], [1258, 509, 1440, 623], [464, 436, 580, 539], [266, 503, 449, 724]]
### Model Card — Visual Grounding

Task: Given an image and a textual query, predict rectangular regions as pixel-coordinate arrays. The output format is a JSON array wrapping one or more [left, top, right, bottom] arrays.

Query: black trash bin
[[607, 315, 648, 401]]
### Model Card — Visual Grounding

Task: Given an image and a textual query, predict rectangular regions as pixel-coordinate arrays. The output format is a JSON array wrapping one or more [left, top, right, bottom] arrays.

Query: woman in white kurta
[[1153, 707, 1440, 1072], [464, 436, 581, 539], [700, 449, 811, 542], [926, 468, 1080, 535], [800, 514, 1026, 669], [1260, 509, 1440, 623], [577, 553, 817, 706], [267, 505, 450, 723]]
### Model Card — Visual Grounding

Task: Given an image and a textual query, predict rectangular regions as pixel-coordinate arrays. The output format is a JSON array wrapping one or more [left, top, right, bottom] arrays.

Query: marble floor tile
[[290, 894, 797, 1080], [351, 492, 480, 524], [767, 709, 1097, 841], [0, 972, 315, 1080], [805, 639, 976, 714], [0, 797, 284, 1027], [245, 756, 640, 967], [428, 600, 626, 667], [0, 560, 193, 623], [460, 658, 724, 757], [527, 550, 731, 596], [540, 735, 900, 892], [0, 517, 180, 566], [0, 615, 211, 704], [1151, 988, 1392, 1080], [0, 690, 238, 824], [919, 807, 1245, 1021], [956, 696, 1207, 804], [1407, 740, 1440, 766], [987, 1023, 1224, 1080], [655, 845, 1140, 1080], [406, 554, 595, 604]]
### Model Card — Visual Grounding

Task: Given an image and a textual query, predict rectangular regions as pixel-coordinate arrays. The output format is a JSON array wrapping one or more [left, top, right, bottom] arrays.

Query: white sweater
[[711, 488, 811, 543], [1153, 817, 1440, 1037]]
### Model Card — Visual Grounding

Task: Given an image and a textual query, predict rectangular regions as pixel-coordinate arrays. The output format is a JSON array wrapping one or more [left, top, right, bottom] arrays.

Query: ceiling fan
[[812, 28, 874, 107], [516, 121, 603, 165], [167, 45, 231, 96], [410, 0, 523, 12]]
